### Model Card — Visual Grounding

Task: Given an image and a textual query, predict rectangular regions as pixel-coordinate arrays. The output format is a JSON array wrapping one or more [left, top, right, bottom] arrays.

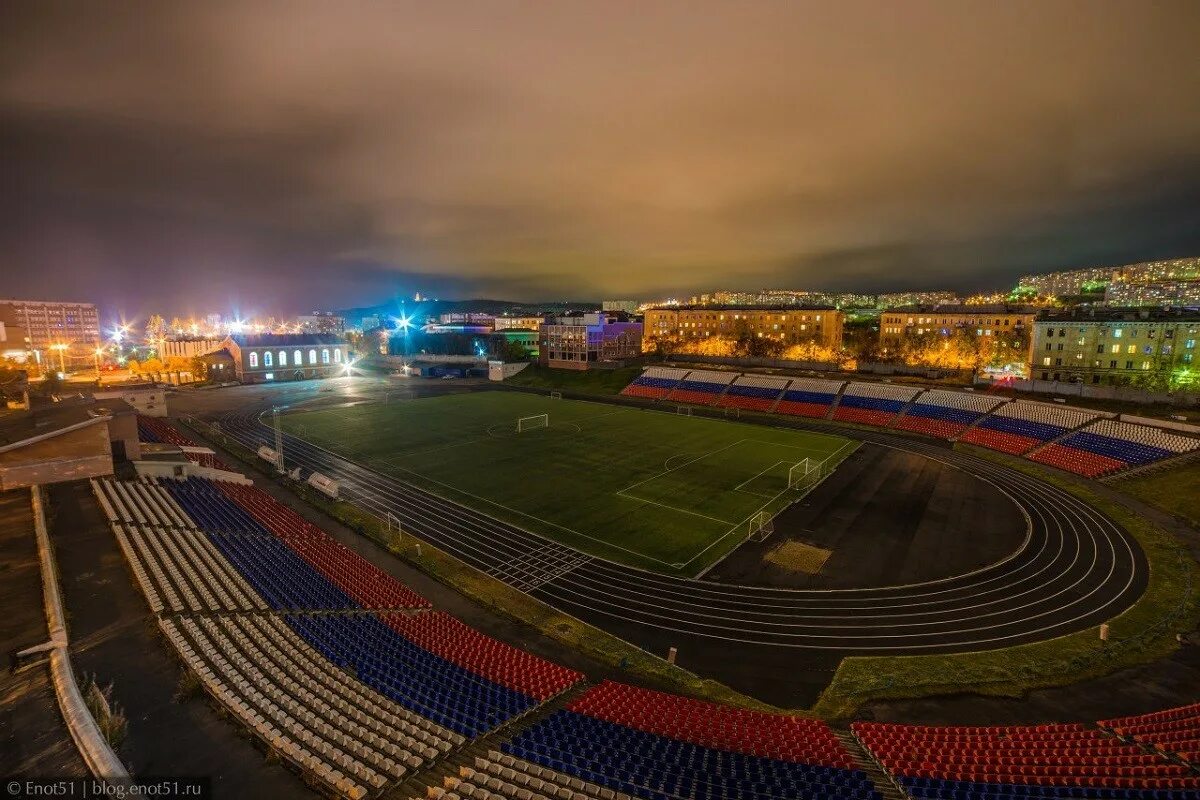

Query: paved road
[[176, 378, 1147, 657]]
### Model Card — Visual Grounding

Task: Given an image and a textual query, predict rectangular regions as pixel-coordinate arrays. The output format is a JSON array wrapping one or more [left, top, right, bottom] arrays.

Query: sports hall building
[[204, 333, 352, 383]]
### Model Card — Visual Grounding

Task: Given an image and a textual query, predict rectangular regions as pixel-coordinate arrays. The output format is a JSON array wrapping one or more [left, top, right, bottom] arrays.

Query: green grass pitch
[[280, 391, 857, 575]]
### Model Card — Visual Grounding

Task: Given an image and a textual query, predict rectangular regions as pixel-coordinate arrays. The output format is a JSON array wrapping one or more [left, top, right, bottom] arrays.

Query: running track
[[206, 389, 1146, 657]]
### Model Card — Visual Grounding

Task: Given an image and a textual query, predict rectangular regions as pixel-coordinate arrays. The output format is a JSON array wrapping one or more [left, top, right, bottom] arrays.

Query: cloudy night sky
[[3, 1, 1200, 317]]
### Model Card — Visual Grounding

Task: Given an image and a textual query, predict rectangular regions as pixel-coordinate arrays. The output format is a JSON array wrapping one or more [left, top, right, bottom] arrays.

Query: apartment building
[[1032, 308, 1199, 385], [642, 306, 844, 351], [0, 298, 101, 369]]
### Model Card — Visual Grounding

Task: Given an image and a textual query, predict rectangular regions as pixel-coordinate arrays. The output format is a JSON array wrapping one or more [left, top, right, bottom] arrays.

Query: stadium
[[24, 364, 1183, 800]]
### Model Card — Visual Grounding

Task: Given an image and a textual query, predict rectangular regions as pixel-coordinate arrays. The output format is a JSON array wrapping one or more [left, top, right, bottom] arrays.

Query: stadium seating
[[833, 382, 922, 427], [214, 481, 429, 609], [960, 401, 1102, 455], [891, 390, 1007, 439], [775, 378, 846, 419], [1029, 419, 1199, 478], [503, 681, 879, 800], [717, 374, 790, 412], [620, 367, 691, 400], [286, 614, 540, 737], [135, 415, 234, 471], [162, 612, 464, 799], [379, 612, 580, 702], [1102, 703, 1200, 765], [853, 720, 1200, 798], [665, 370, 739, 406]]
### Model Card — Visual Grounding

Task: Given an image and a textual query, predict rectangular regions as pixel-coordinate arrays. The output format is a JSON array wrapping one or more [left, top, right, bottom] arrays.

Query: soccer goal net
[[748, 510, 775, 542], [787, 458, 822, 491], [549, 391, 563, 399], [517, 413, 549, 432], [676, 405, 692, 416]]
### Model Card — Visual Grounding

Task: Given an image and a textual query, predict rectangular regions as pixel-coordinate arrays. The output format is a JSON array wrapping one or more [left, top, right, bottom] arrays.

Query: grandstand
[[499, 682, 880, 800], [664, 369, 738, 406], [959, 400, 1103, 455], [615, 367, 1200, 478], [137, 413, 235, 470], [619, 367, 690, 400], [1102, 703, 1200, 765], [716, 374, 790, 412], [776, 377, 845, 419], [833, 382, 921, 427], [853, 719, 1200, 798], [890, 389, 1007, 439], [1030, 419, 1200, 478]]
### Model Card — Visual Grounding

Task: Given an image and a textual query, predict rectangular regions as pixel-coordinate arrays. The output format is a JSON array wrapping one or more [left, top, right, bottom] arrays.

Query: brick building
[[209, 333, 351, 383]]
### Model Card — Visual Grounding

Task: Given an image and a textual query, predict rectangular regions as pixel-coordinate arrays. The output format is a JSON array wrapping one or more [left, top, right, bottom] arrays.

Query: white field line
[[733, 460, 788, 491], [613, 490, 739, 526], [681, 441, 859, 571]]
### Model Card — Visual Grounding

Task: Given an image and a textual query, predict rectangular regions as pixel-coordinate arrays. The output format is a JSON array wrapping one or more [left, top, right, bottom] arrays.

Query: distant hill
[[338, 298, 600, 326]]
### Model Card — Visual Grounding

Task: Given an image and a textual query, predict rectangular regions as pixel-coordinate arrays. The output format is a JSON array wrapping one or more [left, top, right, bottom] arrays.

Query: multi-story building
[[875, 291, 959, 309], [878, 304, 1036, 358], [493, 315, 546, 331], [0, 298, 101, 370], [296, 311, 345, 334], [642, 306, 844, 351], [538, 313, 642, 370], [1105, 279, 1200, 307], [207, 333, 351, 383], [1032, 308, 1200, 385], [1016, 267, 1114, 297], [601, 300, 639, 314]]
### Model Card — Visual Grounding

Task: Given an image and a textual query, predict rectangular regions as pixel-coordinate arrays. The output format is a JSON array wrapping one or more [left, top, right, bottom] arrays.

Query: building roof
[[646, 304, 839, 312], [0, 403, 105, 449], [1035, 307, 1200, 323], [881, 304, 1036, 315], [228, 333, 346, 347]]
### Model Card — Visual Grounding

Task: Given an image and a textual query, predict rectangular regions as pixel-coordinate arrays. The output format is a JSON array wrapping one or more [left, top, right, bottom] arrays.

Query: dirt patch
[[764, 540, 832, 574]]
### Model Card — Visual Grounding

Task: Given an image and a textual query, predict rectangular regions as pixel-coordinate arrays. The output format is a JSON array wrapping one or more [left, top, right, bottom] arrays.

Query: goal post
[[748, 510, 775, 541], [549, 391, 563, 399], [516, 413, 549, 432], [788, 458, 822, 491], [676, 405, 692, 416]]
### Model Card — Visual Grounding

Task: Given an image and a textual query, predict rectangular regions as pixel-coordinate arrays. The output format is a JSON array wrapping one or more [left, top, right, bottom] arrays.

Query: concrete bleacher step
[[822, 388, 844, 420], [1022, 415, 1102, 458], [834, 730, 907, 800], [885, 394, 925, 429], [399, 682, 594, 800]]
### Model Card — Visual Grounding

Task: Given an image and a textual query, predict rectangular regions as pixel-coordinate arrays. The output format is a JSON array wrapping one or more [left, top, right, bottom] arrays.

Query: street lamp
[[50, 343, 68, 376], [94, 347, 106, 379]]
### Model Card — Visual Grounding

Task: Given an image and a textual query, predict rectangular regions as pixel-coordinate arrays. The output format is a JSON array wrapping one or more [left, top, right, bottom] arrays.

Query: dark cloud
[[2, 0, 1199, 314]]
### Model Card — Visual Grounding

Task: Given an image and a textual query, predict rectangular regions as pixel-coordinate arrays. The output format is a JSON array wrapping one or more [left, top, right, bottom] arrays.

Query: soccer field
[[280, 391, 856, 575]]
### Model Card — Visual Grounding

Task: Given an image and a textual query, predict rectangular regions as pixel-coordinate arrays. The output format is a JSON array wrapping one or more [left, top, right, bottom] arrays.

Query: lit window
[[309, 349, 317, 364], [248, 352, 258, 368], [321, 349, 330, 364], [294, 349, 303, 364], [265, 372, 274, 380], [263, 351, 273, 367], [1114, 328, 1123, 338], [334, 349, 342, 362]]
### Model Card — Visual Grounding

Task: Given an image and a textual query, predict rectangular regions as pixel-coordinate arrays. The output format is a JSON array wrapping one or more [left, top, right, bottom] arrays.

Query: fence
[[976, 377, 1200, 407]]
